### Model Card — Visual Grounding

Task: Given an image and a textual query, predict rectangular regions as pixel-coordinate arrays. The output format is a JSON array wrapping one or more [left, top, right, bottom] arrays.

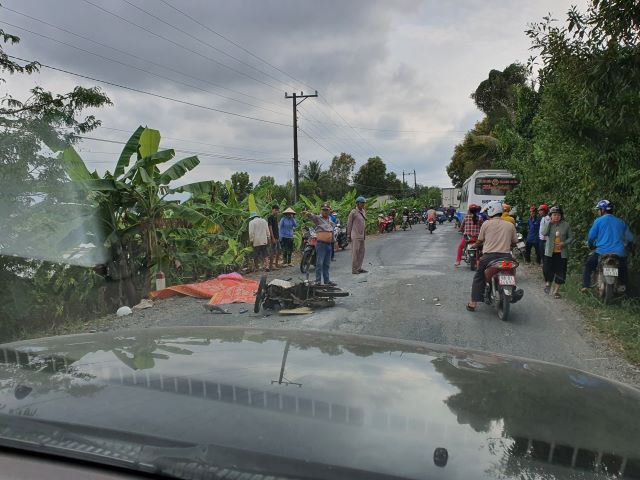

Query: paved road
[[98, 222, 639, 385]]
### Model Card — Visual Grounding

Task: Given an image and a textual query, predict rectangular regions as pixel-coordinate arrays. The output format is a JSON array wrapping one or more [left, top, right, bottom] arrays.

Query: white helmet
[[485, 201, 504, 217]]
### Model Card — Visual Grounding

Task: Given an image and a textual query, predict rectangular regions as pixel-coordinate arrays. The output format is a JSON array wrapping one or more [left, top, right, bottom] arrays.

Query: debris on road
[[116, 306, 132, 317], [133, 299, 154, 310], [280, 307, 313, 315], [238, 308, 249, 314], [203, 304, 231, 314]]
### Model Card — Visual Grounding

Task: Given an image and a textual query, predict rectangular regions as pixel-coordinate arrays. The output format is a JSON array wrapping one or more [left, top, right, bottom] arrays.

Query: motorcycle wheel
[[604, 283, 614, 305], [300, 250, 313, 273], [497, 288, 510, 321], [469, 259, 476, 271], [254, 275, 267, 313]]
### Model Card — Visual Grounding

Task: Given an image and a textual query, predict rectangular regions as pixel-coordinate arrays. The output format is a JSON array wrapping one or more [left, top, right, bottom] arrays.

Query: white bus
[[457, 169, 519, 221]]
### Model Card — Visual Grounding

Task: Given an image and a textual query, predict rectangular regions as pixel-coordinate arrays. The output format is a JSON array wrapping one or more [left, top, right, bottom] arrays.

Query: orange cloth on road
[[151, 276, 259, 305]]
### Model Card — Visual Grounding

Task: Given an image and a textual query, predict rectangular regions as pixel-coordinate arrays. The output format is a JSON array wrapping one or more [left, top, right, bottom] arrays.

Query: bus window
[[474, 177, 519, 196]]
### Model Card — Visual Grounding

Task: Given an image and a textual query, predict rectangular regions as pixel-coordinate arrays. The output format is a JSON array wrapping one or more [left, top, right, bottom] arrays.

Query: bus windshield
[[474, 177, 519, 196]]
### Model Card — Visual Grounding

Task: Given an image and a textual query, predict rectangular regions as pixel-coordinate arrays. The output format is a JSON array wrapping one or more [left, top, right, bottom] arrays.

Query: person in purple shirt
[[581, 200, 635, 292]]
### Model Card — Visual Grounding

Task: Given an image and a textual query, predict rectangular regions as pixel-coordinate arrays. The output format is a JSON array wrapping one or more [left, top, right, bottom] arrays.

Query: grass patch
[[563, 273, 640, 365]]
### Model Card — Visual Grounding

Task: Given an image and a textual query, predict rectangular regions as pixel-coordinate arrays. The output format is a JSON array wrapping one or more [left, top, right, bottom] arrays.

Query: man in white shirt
[[248, 212, 270, 272]]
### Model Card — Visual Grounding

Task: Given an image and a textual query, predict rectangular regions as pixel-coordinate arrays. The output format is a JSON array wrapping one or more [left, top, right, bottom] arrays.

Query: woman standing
[[540, 206, 574, 298], [455, 204, 482, 267], [278, 207, 297, 267]]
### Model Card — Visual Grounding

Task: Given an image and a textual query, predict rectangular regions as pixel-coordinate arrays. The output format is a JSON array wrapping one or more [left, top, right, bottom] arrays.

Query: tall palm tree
[[301, 160, 323, 182]]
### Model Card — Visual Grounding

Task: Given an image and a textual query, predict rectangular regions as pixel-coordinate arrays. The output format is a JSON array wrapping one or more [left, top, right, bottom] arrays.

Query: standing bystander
[[347, 196, 368, 274]]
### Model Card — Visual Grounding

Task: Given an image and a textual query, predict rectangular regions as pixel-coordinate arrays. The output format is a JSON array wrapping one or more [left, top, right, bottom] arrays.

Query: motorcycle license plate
[[603, 267, 618, 277], [498, 275, 516, 286], [517, 241, 526, 249]]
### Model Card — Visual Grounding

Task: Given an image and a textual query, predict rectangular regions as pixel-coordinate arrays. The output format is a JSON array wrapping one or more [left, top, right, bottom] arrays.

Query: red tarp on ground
[[150, 275, 258, 305]]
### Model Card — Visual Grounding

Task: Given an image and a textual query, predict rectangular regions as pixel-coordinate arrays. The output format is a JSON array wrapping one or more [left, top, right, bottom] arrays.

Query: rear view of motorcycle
[[463, 234, 480, 270], [595, 254, 623, 304], [483, 258, 524, 321], [427, 218, 436, 234]]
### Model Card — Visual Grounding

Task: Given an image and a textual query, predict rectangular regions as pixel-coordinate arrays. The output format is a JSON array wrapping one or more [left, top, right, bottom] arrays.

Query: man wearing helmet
[[466, 200, 518, 311], [581, 200, 635, 293]]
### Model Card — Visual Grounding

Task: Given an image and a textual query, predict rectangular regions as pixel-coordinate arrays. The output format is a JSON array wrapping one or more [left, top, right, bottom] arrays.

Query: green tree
[[353, 156, 387, 196], [326, 153, 356, 198], [301, 160, 323, 183], [471, 63, 528, 125], [446, 118, 497, 188], [230, 171, 253, 201]]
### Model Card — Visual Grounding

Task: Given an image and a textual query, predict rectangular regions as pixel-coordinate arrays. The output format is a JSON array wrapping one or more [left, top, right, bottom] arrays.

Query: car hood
[[0, 327, 639, 479]]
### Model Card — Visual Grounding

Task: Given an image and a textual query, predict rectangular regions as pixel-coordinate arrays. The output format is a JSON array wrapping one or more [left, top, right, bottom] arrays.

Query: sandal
[[466, 303, 476, 312], [454, 263, 460, 267], [553, 293, 561, 299]]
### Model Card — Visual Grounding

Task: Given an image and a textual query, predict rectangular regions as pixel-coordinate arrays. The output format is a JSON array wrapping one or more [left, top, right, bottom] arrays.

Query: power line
[[8, 55, 292, 128], [0, 20, 289, 117], [80, 0, 282, 92], [74, 135, 291, 166], [158, 0, 314, 92], [120, 0, 296, 92], [0, 7, 286, 113], [298, 127, 336, 157], [97, 126, 288, 158]]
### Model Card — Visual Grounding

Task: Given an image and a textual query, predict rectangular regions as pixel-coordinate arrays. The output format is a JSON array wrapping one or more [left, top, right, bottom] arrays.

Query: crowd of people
[[247, 196, 369, 285], [456, 199, 635, 310]]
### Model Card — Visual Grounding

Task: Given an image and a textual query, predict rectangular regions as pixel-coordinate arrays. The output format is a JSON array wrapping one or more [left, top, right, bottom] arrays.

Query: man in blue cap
[[347, 196, 368, 274]]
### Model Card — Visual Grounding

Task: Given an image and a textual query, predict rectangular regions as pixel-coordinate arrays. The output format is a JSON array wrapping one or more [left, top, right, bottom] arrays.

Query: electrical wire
[[0, 20, 289, 117], [8, 55, 292, 128], [120, 0, 296, 92], [80, 0, 282, 92], [157, 0, 313, 92], [0, 6, 290, 113]]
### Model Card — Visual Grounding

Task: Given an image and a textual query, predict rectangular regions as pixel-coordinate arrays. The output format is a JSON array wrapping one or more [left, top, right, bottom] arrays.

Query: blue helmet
[[356, 196, 366, 203], [596, 200, 613, 212]]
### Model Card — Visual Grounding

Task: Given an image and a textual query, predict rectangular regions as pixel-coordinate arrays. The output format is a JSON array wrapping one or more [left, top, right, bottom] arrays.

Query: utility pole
[[285, 90, 318, 203], [402, 171, 405, 198], [403, 170, 417, 198]]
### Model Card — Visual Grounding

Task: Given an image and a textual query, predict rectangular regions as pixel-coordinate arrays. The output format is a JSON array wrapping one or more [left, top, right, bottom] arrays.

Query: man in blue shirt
[[581, 200, 635, 292], [525, 206, 541, 264]]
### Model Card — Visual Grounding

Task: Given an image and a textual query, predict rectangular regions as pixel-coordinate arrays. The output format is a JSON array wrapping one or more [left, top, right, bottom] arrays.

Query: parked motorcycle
[[300, 226, 317, 273], [595, 254, 624, 304], [462, 234, 480, 270], [378, 215, 388, 234], [385, 214, 395, 233], [401, 215, 411, 230], [482, 257, 524, 321], [335, 223, 349, 250], [427, 218, 436, 234]]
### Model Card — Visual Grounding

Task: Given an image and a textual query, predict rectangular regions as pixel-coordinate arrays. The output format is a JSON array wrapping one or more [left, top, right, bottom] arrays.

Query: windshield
[[1, 0, 639, 479]]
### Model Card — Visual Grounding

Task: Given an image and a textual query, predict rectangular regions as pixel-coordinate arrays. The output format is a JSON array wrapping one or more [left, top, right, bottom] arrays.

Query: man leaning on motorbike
[[466, 201, 521, 312], [581, 200, 635, 294]]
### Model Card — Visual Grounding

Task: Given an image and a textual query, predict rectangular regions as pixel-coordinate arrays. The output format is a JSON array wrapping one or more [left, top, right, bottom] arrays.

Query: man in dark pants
[[524, 206, 541, 264], [466, 201, 519, 312]]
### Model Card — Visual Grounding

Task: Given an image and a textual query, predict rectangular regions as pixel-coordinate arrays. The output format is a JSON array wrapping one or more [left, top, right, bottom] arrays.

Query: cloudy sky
[[1, 0, 586, 188]]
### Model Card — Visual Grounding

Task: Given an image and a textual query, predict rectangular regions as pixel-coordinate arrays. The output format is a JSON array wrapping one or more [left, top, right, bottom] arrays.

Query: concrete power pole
[[285, 91, 318, 203]]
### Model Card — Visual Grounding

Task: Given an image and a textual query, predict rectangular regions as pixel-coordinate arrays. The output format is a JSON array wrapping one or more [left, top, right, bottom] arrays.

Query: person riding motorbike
[[466, 201, 519, 312], [455, 204, 483, 267], [402, 208, 412, 229], [581, 200, 635, 293]]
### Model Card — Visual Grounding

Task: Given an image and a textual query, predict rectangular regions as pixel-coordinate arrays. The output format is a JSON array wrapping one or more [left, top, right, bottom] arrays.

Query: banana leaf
[[60, 145, 93, 181], [139, 128, 161, 159], [158, 156, 200, 185], [169, 181, 217, 195], [114, 126, 145, 178]]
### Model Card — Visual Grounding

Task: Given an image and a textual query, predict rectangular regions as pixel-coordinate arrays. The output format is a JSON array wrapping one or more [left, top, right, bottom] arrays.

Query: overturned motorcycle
[[483, 257, 524, 321], [254, 276, 349, 313]]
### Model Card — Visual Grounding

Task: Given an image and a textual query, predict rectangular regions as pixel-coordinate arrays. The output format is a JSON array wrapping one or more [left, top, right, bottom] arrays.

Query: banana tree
[[58, 126, 215, 300]]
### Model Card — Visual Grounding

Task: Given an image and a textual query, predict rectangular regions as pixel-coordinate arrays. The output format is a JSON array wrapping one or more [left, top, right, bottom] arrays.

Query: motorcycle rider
[[581, 200, 635, 293], [402, 207, 412, 229], [454, 204, 482, 267], [466, 201, 518, 312]]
